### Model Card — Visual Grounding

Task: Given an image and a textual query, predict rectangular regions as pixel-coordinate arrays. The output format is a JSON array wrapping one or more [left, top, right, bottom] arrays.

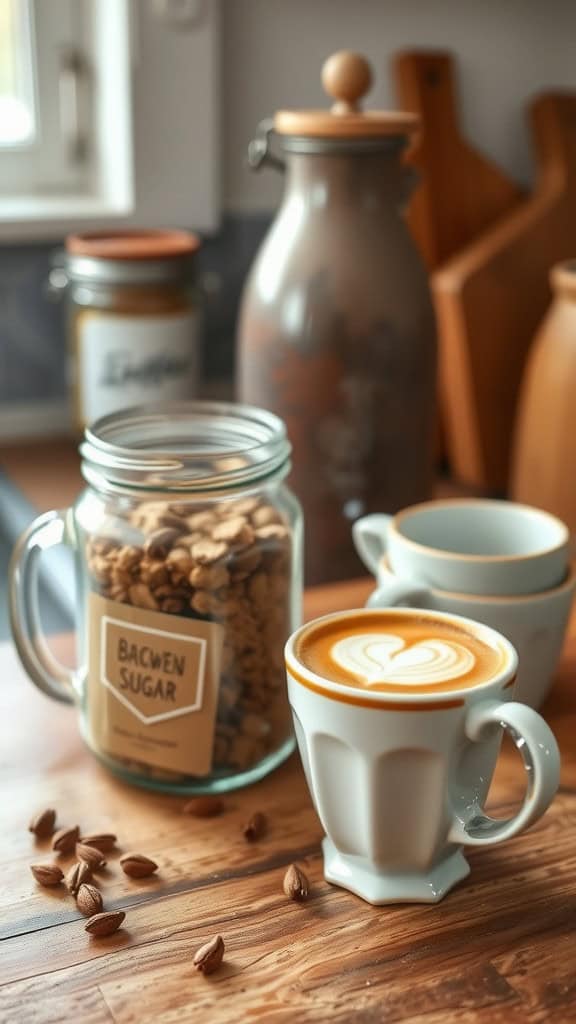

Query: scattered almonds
[[79, 833, 117, 852], [193, 935, 225, 975], [30, 863, 64, 887], [85, 911, 126, 937], [28, 808, 56, 838], [183, 796, 224, 818], [52, 826, 80, 854], [243, 812, 267, 842], [283, 863, 309, 901], [76, 883, 104, 917], [76, 843, 107, 870], [120, 853, 158, 878], [65, 861, 92, 896]]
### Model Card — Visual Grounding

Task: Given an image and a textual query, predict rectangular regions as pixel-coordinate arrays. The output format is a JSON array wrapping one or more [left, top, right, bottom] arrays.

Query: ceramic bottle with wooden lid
[[236, 51, 436, 585]]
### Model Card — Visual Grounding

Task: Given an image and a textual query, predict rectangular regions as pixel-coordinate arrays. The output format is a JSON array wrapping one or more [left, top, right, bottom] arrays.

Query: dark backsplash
[[0, 213, 272, 405], [0, 242, 66, 402]]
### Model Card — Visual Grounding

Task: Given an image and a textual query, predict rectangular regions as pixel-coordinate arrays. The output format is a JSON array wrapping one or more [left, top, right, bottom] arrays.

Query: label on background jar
[[87, 593, 223, 776], [78, 311, 198, 424]]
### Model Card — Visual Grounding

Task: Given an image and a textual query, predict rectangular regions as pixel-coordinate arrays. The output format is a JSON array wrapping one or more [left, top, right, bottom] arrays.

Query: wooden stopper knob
[[322, 51, 373, 114]]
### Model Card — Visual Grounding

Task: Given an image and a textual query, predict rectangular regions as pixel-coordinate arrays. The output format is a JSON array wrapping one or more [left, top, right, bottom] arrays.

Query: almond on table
[[52, 826, 80, 854], [120, 853, 158, 878], [243, 812, 267, 841], [66, 861, 92, 895], [76, 883, 104, 917], [183, 796, 224, 818], [283, 863, 310, 901], [28, 808, 56, 838], [193, 935, 225, 975], [85, 911, 126, 937], [76, 843, 107, 870], [79, 832, 117, 852], [30, 863, 64, 887]]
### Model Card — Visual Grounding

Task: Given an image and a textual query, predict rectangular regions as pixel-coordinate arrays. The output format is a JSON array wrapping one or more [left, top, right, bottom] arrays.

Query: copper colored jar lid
[[274, 50, 418, 138], [63, 230, 200, 286], [66, 229, 200, 261], [65, 229, 196, 260]]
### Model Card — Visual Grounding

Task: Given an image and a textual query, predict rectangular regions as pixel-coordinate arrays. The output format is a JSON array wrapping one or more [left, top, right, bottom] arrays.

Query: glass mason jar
[[9, 403, 303, 794]]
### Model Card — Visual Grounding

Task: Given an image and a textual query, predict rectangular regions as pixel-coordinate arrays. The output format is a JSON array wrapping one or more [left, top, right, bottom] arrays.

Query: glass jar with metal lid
[[9, 401, 303, 794], [59, 230, 201, 431]]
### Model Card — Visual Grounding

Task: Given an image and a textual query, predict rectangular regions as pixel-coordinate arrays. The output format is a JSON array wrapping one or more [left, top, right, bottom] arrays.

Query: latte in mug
[[296, 611, 505, 694], [286, 607, 560, 904]]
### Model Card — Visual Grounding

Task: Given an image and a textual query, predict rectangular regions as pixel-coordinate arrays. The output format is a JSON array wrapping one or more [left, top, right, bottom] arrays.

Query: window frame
[[0, 0, 221, 240]]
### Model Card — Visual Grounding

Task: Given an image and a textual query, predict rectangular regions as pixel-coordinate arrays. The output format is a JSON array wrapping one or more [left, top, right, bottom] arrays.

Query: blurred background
[[1, 0, 575, 417], [1, 0, 576, 622]]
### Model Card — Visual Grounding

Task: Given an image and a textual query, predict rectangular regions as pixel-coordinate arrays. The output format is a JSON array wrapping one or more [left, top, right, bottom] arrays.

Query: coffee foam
[[331, 633, 475, 687], [296, 612, 505, 694]]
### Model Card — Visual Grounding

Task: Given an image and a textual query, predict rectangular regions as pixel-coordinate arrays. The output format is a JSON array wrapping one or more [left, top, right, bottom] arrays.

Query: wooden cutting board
[[393, 51, 524, 271], [393, 51, 525, 466], [433, 93, 576, 491]]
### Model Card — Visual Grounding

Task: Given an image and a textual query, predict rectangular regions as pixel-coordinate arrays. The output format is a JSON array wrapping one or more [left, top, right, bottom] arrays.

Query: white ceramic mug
[[365, 563, 576, 709], [285, 608, 560, 905], [353, 500, 570, 596]]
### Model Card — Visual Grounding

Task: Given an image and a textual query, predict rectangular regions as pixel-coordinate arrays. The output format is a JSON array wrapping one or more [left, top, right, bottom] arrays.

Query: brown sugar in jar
[[74, 402, 303, 794]]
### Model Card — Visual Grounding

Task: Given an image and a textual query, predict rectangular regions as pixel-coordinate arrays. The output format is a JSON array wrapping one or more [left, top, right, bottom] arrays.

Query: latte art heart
[[330, 632, 476, 687]]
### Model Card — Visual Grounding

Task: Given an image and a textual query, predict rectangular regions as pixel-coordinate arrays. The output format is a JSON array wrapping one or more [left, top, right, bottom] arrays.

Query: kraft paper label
[[88, 593, 224, 776]]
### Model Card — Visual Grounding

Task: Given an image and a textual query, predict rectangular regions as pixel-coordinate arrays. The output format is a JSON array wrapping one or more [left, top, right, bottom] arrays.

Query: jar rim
[[280, 135, 406, 155], [80, 402, 292, 494], [63, 253, 196, 286]]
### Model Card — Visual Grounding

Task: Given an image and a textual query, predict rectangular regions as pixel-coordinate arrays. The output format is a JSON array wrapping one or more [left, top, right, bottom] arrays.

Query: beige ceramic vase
[[512, 260, 576, 531]]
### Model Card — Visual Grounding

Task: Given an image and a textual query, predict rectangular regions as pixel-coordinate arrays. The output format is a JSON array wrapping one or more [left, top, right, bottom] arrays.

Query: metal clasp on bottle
[[247, 119, 285, 173]]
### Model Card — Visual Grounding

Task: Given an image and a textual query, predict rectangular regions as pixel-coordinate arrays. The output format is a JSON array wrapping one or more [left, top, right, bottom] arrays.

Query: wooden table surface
[[1, 577, 576, 1024]]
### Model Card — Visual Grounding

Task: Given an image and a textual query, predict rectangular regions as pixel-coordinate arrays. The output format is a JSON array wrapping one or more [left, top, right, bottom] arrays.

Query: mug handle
[[352, 514, 393, 574], [9, 510, 77, 704], [449, 700, 560, 847], [366, 577, 431, 608]]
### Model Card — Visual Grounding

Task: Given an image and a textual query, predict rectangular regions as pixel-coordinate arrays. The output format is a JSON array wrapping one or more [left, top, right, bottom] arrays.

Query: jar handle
[[9, 510, 77, 704], [247, 119, 285, 173]]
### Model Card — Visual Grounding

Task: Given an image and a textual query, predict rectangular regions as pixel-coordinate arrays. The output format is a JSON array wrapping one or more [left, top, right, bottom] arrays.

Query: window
[[0, 0, 36, 146], [0, 0, 220, 238], [0, 0, 90, 199]]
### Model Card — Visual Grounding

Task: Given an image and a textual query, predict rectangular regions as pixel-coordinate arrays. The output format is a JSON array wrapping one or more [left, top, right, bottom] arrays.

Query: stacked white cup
[[353, 499, 575, 708]]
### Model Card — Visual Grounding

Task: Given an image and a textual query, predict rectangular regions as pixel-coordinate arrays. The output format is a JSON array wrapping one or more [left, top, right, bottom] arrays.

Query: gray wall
[[1, 0, 575, 419], [222, 0, 576, 211]]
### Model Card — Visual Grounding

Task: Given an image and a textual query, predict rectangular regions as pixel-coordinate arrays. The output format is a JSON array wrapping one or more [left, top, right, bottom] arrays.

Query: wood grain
[[0, 439, 83, 512], [1, 579, 576, 1023]]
